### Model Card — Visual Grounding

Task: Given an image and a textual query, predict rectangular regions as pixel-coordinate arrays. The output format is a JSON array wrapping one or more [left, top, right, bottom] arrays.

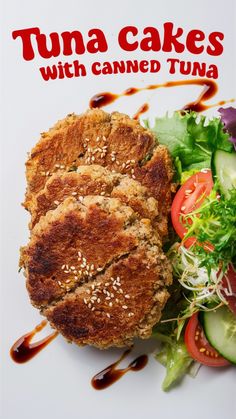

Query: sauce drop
[[91, 349, 148, 390], [133, 103, 149, 120], [90, 92, 118, 108], [10, 320, 58, 363]]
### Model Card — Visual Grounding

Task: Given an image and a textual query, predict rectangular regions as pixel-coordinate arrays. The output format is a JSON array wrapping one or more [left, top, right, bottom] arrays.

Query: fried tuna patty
[[21, 196, 172, 348], [30, 165, 159, 229], [24, 109, 173, 237]]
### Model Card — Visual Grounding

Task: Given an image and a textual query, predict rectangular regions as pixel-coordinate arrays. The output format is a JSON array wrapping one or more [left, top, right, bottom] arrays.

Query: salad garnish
[[146, 107, 236, 390]]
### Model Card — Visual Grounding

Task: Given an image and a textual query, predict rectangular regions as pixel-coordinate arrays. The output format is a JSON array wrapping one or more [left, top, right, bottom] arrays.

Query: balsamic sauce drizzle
[[91, 348, 148, 390]]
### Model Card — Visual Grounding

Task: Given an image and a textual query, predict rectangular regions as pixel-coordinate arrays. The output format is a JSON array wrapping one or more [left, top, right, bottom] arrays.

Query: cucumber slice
[[202, 306, 236, 364], [212, 150, 236, 198]]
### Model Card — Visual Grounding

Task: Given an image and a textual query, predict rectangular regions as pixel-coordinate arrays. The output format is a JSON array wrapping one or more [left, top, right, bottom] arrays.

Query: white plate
[[1, 0, 236, 418]]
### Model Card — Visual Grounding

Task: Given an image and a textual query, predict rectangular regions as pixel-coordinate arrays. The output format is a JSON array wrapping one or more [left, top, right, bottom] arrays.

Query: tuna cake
[[30, 164, 159, 229], [24, 109, 173, 237], [20, 196, 172, 348]]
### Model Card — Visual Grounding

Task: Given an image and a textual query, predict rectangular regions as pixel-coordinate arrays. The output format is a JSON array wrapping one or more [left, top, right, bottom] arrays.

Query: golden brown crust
[[134, 145, 174, 237], [24, 110, 173, 235], [22, 196, 160, 308], [21, 195, 172, 347], [44, 246, 172, 348], [29, 165, 159, 229]]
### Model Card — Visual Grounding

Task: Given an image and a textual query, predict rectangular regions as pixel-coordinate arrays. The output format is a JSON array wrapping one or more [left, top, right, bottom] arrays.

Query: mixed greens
[[146, 107, 236, 390]]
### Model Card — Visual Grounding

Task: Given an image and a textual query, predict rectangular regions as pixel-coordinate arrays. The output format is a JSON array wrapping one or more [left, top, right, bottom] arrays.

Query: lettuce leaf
[[155, 338, 193, 391], [145, 112, 232, 179]]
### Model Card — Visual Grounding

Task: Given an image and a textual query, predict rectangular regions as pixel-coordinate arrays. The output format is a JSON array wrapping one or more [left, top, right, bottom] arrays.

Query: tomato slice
[[184, 312, 230, 367], [220, 264, 236, 316], [171, 170, 214, 248]]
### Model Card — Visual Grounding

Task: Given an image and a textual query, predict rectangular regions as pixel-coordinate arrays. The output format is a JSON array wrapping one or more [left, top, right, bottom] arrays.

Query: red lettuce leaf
[[218, 107, 236, 150]]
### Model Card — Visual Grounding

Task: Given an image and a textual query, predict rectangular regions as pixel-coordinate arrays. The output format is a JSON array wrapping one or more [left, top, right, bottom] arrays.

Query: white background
[[1, 1, 236, 418]]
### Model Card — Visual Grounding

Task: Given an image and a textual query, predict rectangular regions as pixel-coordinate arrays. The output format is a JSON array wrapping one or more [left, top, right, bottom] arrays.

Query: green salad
[[145, 107, 236, 391]]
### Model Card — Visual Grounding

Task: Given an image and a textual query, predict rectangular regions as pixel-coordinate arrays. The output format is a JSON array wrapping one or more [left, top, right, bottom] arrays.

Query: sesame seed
[[65, 279, 71, 284], [92, 284, 95, 290], [105, 296, 111, 300], [128, 312, 134, 317], [71, 192, 77, 196], [109, 302, 113, 307], [88, 303, 92, 309], [97, 267, 103, 272], [83, 298, 87, 304], [113, 286, 117, 291], [85, 138, 90, 142], [181, 206, 186, 211], [86, 289, 91, 294], [46, 171, 50, 176], [105, 282, 110, 286], [119, 289, 123, 294], [61, 265, 65, 270], [58, 281, 62, 286], [91, 156, 95, 162], [90, 264, 94, 271], [100, 191, 106, 196], [78, 196, 84, 202], [132, 175, 136, 179], [122, 305, 128, 309], [78, 251, 81, 257], [71, 266, 75, 270], [125, 294, 130, 299], [91, 307, 95, 311], [54, 200, 60, 205], [97, 298, 101, 303], [115, 298, 119, 303], [60, 165, 65, 169], [106, 313, 110, 318]]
